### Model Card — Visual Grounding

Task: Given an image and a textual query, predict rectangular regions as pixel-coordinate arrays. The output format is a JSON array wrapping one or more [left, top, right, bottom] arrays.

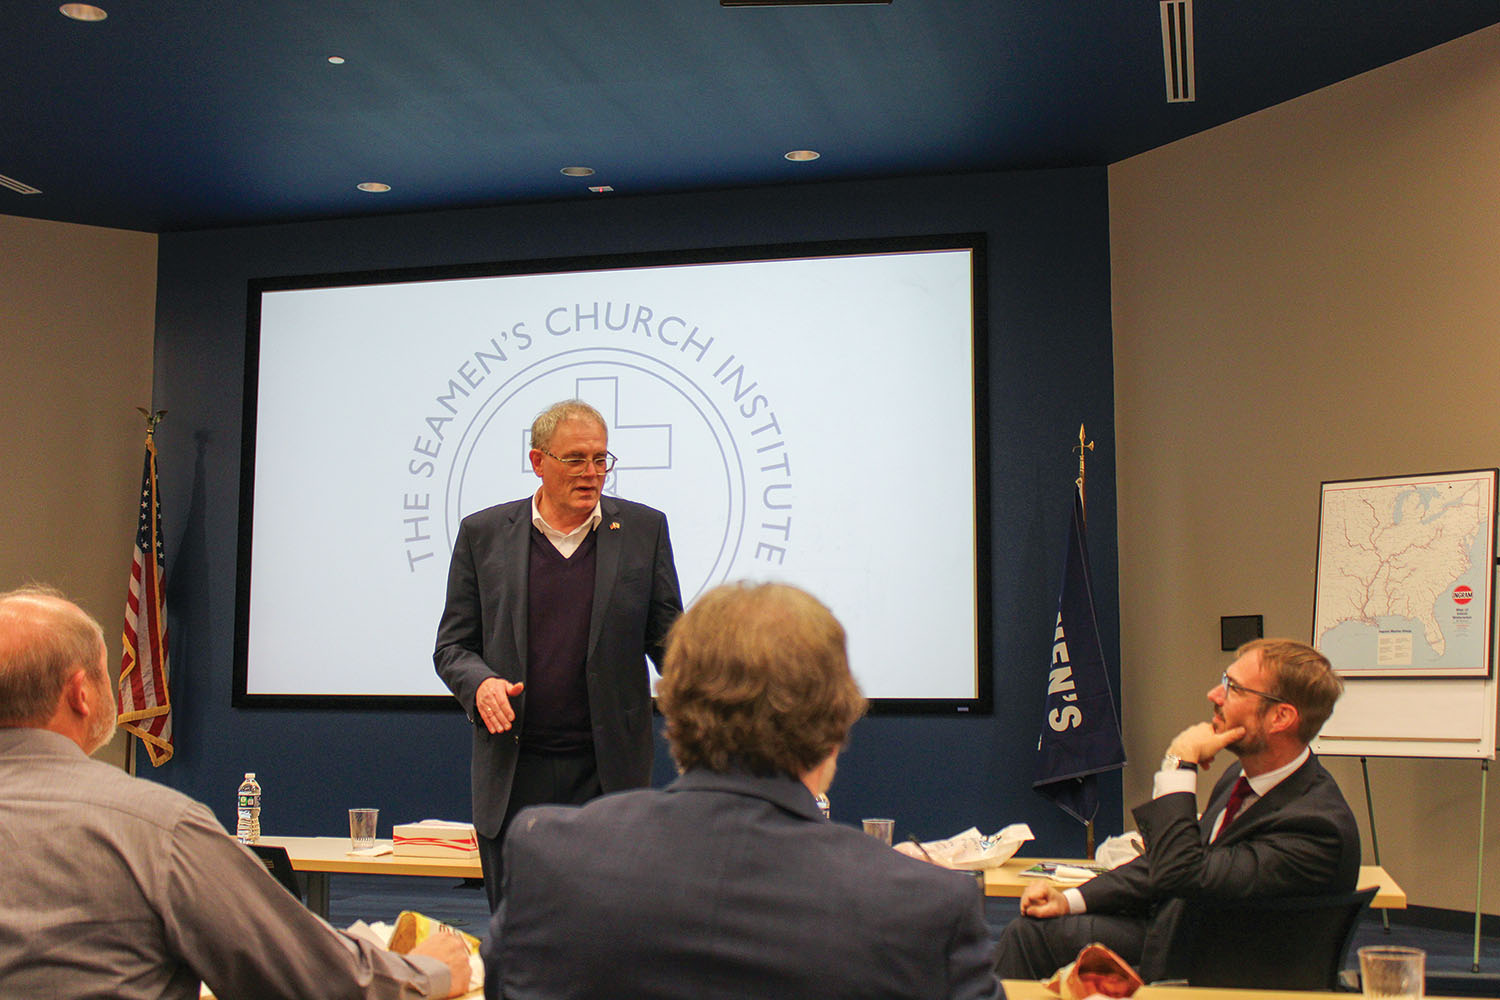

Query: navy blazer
[[434, 494, 682, 837], [486, 769, 1003, 1000]]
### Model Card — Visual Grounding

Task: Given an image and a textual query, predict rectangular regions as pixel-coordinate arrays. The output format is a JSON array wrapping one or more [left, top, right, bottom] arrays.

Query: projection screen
[[234, 235, 991, 712]]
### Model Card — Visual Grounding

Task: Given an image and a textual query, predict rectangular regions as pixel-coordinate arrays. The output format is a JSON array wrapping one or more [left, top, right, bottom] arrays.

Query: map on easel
[[1313, 469, 1497, 679]]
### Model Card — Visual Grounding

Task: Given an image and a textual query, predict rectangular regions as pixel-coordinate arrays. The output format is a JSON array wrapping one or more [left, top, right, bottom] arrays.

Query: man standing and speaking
[[435, 399, 683, 911]]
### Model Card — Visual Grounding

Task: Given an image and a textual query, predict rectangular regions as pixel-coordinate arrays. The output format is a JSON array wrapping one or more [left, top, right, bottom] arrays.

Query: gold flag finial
[[136, 407, 167, 435], [1074, 423, 1094, 517]]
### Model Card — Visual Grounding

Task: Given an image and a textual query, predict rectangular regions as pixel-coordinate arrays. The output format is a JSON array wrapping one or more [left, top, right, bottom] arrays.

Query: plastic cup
[[1359, 945, 1424, 1000], [348, 807, 378, 850], [862, 817, 895, 845]]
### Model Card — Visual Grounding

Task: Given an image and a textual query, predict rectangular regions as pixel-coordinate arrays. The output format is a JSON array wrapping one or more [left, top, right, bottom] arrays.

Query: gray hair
[[0, 585, 107, 727], [531, 400, 607, 452]]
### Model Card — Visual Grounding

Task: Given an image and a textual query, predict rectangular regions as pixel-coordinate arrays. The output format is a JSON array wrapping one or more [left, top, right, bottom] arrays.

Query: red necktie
[[1219, 776, 1253, 829]]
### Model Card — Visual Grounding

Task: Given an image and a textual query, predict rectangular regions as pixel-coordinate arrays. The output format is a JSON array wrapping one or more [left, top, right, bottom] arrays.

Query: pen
[[907, 834, 935, 862]]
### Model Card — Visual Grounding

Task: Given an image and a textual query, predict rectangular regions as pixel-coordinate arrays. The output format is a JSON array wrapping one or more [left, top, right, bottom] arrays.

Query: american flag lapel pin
[[609, 521, 621, 531]]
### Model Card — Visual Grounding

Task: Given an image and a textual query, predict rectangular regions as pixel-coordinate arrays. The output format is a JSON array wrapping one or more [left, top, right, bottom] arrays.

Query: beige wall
[[1, 214, 158, 769], [1110, 24, 1500, 911]]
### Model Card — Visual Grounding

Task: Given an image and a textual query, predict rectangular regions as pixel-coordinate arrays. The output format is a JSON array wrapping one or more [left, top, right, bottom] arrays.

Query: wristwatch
[[1161, 752, 1197, 772]]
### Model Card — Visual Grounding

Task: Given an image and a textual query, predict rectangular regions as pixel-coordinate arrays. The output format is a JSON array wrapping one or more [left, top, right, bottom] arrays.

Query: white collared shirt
[[531, 493, 602, 558]]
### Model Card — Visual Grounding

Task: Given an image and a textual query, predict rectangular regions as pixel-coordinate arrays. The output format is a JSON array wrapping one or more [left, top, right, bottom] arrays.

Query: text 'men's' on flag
[[1033, 487, 1125, 824], [117, 430, 173, 766]]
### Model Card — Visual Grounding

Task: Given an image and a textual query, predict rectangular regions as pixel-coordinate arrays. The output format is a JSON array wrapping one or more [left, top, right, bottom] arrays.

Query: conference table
[[983, 857, 1406, 909], [257, 835, 482, 918], [260, 835, 1407, 919]]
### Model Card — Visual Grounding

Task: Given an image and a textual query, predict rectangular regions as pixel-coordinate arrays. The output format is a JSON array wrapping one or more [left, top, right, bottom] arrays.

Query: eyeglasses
[[1220, 671, 1288, 705], [540, 449, 617, 475]]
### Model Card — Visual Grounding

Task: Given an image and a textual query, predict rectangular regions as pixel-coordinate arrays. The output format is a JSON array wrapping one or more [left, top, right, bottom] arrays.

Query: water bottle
[[236, 772, 261, 844]]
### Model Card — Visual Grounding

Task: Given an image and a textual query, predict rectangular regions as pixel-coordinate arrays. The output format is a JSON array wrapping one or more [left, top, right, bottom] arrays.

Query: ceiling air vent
[[0, 173, 41, 195], [1160, 0, 1195, 103], [722, 0, 890, 5]]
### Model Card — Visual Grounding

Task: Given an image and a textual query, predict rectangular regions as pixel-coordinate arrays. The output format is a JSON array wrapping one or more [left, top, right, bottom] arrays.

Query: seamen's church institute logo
[[396, 299, 795, 602]]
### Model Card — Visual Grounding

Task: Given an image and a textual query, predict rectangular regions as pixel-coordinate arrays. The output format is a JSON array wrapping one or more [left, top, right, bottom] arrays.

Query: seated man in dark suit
[[993, 638, 1360, 983], [484, 581, 1002, 1000]]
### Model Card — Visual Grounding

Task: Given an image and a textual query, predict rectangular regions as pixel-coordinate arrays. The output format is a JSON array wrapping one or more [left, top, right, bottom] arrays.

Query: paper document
[[903, 823, 1033, 869], [348, 844, 393, 857]]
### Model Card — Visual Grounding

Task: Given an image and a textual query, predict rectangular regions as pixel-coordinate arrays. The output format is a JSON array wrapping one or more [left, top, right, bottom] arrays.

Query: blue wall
[[150, 167, 1121, 854]]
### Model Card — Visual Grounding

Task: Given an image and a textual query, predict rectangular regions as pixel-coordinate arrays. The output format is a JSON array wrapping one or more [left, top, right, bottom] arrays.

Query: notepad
[[347, 843, 393, 857]]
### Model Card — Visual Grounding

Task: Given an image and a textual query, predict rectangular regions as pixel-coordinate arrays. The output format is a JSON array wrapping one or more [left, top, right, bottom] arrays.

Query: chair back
[[247, 843, 304, 903], [1165, 886, 1376, 990]]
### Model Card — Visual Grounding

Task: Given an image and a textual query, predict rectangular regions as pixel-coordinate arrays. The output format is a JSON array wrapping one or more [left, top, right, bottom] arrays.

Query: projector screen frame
[[232, 234, 992, 715]]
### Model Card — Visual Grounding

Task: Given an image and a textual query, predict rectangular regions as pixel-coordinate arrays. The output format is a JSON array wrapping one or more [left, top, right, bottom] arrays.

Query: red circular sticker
[[1454, 585, 1474, 605]]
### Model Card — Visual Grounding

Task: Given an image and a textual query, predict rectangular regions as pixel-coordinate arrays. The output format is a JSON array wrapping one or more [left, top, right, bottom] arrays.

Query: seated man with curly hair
[[482, 581, 1002, 1000]]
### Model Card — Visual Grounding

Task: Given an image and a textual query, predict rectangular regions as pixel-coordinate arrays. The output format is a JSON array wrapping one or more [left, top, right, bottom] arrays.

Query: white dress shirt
[[531, 492, 602, 557]]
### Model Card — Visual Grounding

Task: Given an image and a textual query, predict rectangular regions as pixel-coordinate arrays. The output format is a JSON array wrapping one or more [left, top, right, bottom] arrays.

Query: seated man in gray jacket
[[0, 585, 471, 1000], [485, 581, 1002, 1000]]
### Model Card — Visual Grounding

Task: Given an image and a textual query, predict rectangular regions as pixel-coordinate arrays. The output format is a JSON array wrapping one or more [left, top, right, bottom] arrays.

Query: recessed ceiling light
[[784, 149, 821, 162], [560, 166, 596, 177], [59, 4, 107, 21], [356, 182, 391, 193], [328, 56, 346, 65]]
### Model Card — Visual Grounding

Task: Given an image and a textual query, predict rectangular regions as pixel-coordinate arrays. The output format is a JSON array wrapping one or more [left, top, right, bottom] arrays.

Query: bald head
[[0, 586, 110, 735]]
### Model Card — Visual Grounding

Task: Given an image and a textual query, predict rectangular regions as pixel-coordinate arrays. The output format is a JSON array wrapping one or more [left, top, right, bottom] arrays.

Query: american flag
[[117, 429, 173, 766]]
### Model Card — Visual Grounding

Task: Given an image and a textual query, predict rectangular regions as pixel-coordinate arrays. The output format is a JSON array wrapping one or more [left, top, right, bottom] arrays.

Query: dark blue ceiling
[[3, 0, 1496, 233]]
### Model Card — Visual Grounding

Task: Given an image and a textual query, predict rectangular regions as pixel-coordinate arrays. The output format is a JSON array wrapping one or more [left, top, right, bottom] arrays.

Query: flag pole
[[1074, 422, 1094, 518], [125, 408, 164, 777], [119, 407, 173, 771], [1037, 423, 1124, 856], [1074, 423, 1096, 857]]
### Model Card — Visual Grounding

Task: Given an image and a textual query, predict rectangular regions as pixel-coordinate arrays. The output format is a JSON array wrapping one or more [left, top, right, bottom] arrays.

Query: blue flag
[[1033, 487, 1126, 824]]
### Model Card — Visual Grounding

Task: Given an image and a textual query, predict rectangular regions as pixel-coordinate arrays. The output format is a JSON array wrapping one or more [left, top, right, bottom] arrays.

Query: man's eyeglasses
[[541, 449, 617, 475], [1220, 671, 1288, 705]]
